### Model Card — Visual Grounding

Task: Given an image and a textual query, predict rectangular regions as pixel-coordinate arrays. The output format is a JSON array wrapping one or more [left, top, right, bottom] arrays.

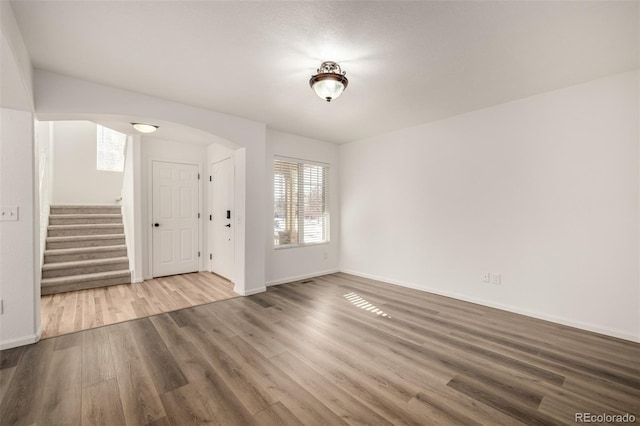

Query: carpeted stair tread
[[50, 204, 122, 208], [48, 224, 124, 230], [41, 270, 130, 286], [47, 224, 125, 237], [50, 205, 122, 215], [49, 214, 123, 225], [46, 234, 126, 242], [44, 244, 129, 264], [41, 271, 131, 295], [45, 234, 126, 250], [45, 244, 127, 255], [49, 214, 122, 218], [42, 256, 129, 271]]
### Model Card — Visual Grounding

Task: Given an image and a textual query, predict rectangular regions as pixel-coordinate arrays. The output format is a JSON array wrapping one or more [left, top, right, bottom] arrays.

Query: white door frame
[[147, 158, 202, 278]]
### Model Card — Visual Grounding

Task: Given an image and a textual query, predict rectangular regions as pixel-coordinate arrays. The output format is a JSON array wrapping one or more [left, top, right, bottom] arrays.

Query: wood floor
[[2, 272, 639, 425], [40, 272, 237, 339]]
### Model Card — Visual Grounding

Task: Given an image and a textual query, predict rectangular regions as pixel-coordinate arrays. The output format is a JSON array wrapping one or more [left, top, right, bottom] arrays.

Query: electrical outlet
[[492, 273, 501, 285], [482, 273, 490, 283]]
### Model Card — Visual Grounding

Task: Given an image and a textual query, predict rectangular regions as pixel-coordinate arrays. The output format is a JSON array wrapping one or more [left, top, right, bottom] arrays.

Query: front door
[[152, 161, 199, 277], [210, 158, 234, 281]]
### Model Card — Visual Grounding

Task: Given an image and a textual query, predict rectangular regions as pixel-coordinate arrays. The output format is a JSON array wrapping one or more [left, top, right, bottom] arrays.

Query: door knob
[[154, 223, 160, 227]]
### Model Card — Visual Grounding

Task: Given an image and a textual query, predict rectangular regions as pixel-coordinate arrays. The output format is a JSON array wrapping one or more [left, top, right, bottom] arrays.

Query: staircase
[[42, 205, 131, 295]]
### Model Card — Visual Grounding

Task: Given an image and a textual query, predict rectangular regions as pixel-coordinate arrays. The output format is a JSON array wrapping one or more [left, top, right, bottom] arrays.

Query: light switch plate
[[0, 206, 18, 221]]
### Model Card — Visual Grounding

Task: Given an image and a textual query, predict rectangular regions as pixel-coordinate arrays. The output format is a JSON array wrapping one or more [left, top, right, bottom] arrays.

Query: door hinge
[[197, 173, 200, 180], [209, 176, 212, 182], [198, 213, 200, 218], [209, 214, 212, 221], [209, 253, 212, 260], [198, 251, 201, 257]]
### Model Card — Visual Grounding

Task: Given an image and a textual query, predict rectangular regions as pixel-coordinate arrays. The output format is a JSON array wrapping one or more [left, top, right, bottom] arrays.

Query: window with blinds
[[274, 157, 329, 247], [97, 125, 126, 172]]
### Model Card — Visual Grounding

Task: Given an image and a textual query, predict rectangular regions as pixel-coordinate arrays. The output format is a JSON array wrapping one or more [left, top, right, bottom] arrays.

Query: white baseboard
[[340, 268, 640, 344], [130, 269, 144, 283], [266, 269, 340, 287], [237, 268, 341, 296], [0, 326, 41, 350], [235, 285, 267, 296]]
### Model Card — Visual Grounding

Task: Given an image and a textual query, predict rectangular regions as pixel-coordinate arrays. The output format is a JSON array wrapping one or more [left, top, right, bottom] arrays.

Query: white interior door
[[210, 158, 234, 281], [152, 161, 199, 277]]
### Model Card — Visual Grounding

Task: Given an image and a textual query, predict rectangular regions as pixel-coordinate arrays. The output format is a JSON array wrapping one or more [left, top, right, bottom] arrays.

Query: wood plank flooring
[[40, 272, 237, 339], [3, 272, 639, 425]]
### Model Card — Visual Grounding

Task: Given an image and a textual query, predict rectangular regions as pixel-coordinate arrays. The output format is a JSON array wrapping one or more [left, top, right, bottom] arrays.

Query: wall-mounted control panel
[[0, 206, 18, 221]]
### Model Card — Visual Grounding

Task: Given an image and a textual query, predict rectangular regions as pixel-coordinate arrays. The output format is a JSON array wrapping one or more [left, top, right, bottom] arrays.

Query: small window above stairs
[[42, 205, 131, 295]]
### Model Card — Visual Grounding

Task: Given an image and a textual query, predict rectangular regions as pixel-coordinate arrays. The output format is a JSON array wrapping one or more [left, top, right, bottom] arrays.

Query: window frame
[[273, 156, 330, 249]]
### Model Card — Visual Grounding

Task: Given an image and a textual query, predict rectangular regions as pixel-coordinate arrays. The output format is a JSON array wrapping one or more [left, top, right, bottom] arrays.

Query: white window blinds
[[274, 157, 329, 247], [97, 125, 126, 172]]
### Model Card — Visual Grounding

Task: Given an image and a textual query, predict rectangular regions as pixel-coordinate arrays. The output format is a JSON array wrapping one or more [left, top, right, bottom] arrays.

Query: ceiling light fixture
[[309, 61, 348, 102], [131, 123, 159, 133]]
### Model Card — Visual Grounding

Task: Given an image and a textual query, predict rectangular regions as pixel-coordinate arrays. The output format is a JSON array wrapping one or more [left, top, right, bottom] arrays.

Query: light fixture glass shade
[[131, 123, 158, 133], [309, 61, 348, 102], [312, 78, 345, 102]]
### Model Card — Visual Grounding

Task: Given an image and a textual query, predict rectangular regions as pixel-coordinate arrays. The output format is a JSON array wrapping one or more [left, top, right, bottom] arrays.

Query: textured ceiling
[[10, 1, 639, 144]]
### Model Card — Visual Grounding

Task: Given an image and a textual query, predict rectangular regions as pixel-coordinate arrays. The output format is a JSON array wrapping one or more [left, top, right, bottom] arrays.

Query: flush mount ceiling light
[[131, 123, 159, 133], [309, 61, 349, 102]]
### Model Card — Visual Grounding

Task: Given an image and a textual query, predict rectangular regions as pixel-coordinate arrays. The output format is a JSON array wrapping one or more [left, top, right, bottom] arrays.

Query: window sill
[[274, 241, 330, 250]]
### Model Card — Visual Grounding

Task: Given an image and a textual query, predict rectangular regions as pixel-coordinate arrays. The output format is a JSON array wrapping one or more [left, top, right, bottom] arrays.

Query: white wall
[[51, 121, 124, 205], [121, 134, 143, 282], [35, 120, 53, 268], [140, 137, 208, 279], [0, 3, 39, 350], [340, 71, 639, 342], [266, 129, 340, 285], [0, 108, 39, 349]]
